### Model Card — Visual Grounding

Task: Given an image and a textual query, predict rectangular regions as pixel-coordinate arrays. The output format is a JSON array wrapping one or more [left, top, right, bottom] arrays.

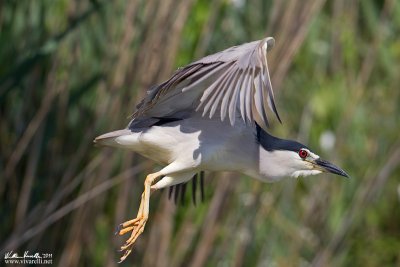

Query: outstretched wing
[[130, 37, 281, 128]]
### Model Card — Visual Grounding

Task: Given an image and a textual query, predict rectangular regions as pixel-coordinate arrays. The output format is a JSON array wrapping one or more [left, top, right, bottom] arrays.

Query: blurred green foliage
[[1, 0, 399, 266]]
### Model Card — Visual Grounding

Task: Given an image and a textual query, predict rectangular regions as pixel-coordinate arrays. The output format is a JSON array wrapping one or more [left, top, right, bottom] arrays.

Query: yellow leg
[[117, 172, 161, 262]]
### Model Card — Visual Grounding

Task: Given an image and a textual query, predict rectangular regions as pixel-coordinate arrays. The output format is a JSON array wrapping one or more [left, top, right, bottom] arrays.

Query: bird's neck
[[257, 149, 298, 181], [255, 124, 304, 181]]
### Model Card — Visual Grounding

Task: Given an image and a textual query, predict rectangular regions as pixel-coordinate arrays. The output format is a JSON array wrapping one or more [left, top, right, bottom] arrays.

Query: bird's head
[[256, 125, 349, 181]]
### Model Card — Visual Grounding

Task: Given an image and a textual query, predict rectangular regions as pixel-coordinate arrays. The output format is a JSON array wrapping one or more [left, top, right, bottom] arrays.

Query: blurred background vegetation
[[1, 0, 400, 266]]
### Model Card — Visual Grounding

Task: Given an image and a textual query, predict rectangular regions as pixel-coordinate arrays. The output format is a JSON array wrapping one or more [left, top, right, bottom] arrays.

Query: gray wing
[[130, 37, 281, 128]]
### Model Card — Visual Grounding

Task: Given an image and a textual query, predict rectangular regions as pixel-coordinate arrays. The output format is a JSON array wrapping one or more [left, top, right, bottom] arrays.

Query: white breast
[[115, 116, 258, 174]]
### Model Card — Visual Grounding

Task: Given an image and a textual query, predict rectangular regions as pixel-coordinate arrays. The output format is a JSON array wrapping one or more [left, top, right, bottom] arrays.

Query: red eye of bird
[[299, 149, 308, 159]]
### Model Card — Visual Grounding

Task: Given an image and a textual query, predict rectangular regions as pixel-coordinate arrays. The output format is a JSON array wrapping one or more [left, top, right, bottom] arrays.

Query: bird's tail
[[94, 129, 133, 147]]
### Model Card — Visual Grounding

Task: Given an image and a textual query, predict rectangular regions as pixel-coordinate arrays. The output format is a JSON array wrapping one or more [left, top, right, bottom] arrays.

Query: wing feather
[[130, 37, 280, 129], [239, 70, 249, 123], [220, 69, 239, 120], [228, 70, 244, 125], [245, 68, 254, 123], [254, 71, 269, 127], [199, 64, 235, 116], [209, 65, 237, 118]]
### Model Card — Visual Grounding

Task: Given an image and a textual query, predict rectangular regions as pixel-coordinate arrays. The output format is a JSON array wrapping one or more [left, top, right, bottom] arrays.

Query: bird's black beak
[[314, 158, 349, 178]]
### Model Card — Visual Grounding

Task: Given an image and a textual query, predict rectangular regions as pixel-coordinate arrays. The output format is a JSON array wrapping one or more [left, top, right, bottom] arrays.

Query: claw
[[119, 248, 132, 263], [114, 224, 123, 235]]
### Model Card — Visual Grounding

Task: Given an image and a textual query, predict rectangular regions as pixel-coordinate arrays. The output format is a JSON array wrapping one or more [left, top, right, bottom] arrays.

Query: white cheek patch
[[291, 170, 322, 178]]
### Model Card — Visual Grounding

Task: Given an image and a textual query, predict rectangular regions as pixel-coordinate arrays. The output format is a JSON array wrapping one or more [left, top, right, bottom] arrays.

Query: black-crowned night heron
[[95, 37, 348, 262]]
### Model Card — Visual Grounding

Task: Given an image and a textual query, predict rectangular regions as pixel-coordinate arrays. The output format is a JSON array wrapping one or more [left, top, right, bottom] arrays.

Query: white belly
[[114, 117, 258, 174]]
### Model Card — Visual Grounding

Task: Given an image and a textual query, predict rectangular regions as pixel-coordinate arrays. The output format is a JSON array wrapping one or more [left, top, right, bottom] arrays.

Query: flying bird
[[94, 37, 349, 262]]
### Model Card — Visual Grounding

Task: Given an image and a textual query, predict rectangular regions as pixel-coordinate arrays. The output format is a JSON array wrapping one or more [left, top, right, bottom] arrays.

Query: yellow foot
[[115, 171, 161, 262], [117, 216, 148, 262]]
